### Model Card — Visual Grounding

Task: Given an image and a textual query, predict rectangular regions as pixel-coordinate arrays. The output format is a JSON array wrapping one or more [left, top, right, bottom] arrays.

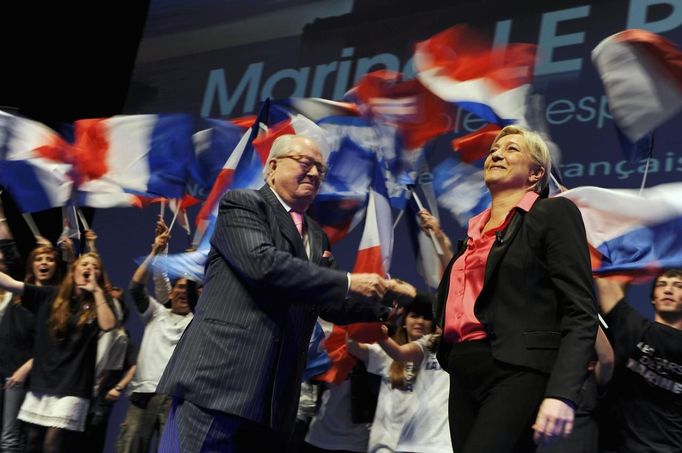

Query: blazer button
[[273, 337, 281, 343]]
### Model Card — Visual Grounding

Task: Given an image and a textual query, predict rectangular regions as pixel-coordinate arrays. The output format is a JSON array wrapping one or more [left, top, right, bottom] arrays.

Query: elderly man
[[158, 133, 391, 452]]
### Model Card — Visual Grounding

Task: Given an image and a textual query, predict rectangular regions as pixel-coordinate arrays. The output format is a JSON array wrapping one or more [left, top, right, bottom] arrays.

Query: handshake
[[348, 274, 417, 306]]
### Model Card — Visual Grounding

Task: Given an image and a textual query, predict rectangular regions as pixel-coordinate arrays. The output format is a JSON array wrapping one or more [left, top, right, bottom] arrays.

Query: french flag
[[431, 156, 490, 226], [309, 136, 374, 243], [414, 25, 536, 127], [315, 162, 393, 385], [0, 111, 73, 212], [271, 97, 360, 122], [558, 183, 682, 277], [186, 118, 246, 206], [195, 102, 273, 226], [353, 162, 393, 278], [592, 29, 682, 161], [451, 124, 501, 163], [349, 70, 459, 150], [405, 190, 445, 290], [72, 114, 195, 208]]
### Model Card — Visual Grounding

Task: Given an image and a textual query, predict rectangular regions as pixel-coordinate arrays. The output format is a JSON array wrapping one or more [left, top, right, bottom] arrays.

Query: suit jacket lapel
[[306, 215, 323, 264], [483, 207, 525, 287], [259, 185, 307, 259]]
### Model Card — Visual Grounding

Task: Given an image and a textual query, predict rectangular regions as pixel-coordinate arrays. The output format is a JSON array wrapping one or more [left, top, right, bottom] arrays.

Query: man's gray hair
[[262, 134, 327, 180]]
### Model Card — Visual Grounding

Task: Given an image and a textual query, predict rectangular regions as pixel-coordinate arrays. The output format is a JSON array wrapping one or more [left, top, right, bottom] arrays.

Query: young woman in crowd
[[347, 292, 439, 453], [0, 252, 116, 453], [0, 199, 66, 453]]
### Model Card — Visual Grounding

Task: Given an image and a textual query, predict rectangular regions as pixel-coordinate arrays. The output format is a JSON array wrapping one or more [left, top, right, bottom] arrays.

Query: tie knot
[[290, 210, 304, 236]]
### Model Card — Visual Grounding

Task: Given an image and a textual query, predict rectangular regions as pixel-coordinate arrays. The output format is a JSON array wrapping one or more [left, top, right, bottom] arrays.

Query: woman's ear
[[530, 166, 545, 183]]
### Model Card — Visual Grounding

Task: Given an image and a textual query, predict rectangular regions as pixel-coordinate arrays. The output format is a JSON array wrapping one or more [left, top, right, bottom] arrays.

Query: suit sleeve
[[543, 197, 599, 404], [211, 190, 348, 306]]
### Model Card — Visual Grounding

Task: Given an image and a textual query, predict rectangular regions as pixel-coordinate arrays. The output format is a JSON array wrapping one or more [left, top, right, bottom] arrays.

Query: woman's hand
[[78, 273, 102, 295], [5, 360, 32, 389], [533, 397, 575, 445]]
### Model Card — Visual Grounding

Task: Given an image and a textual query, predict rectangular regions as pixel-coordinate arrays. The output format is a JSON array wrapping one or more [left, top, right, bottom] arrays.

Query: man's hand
[[105, 388, 122, 402], [349, 273, 388, 300], [533, 397, 575, 446], [386, 279, 417, 306]]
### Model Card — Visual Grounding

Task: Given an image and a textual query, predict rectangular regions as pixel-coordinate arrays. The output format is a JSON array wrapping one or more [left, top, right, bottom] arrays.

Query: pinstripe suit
[[157, 185, 388, 445]]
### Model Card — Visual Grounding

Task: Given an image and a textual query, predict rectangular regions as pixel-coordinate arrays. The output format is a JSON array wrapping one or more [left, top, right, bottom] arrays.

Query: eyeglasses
[[277, 154, 328, 177]]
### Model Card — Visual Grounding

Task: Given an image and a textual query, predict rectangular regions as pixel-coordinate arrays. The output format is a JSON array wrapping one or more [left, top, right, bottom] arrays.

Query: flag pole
[[22, 213, 43, 241], [638, 132, 655, 195], [407, 185, 444, 256]]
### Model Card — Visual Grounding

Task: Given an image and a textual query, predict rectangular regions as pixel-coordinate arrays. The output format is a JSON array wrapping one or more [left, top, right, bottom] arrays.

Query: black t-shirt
[[22, 284, 105, 398], [0, 300, 36, 377], [604, 298, 682, 452], [97, 335, 138, 400]]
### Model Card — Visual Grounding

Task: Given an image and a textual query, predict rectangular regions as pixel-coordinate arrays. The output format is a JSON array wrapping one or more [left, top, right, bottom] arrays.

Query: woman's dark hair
[[388, 296, 437, 389]]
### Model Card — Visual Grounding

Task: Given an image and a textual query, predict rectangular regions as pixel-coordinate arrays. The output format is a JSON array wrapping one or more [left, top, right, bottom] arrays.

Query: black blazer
[[157, 185, 388, 433], [434, 196, 598, 405]]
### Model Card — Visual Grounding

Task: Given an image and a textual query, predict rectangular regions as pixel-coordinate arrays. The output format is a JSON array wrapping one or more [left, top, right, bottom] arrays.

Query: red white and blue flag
[[558, 183, 682, 277], [72, 114, 195, 208], [592, 29, 682, 160], [0, 111, 73, 213], [414, 25, 536, 127]]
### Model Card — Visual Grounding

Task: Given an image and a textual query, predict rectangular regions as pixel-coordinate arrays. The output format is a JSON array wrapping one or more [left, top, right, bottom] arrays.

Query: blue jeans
[[0, 378, 27, 453]]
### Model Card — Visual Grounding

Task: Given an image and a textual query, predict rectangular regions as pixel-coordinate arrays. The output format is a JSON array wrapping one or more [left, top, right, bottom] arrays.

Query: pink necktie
[[290, 210, 304, 237]]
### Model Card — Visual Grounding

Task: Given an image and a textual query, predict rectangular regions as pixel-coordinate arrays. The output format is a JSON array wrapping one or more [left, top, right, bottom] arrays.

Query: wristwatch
[[114, 385, 124, 392]]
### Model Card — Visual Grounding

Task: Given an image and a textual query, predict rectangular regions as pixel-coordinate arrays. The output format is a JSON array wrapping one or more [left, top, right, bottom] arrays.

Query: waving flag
[[0, 111, 73, 212], [196, 101, 274, 226], [451, 124, 500, 163], [309, 136, 374, 243], [353, 163, 393, 277], [592, 29, 682, 160], [72, 114, 195, 208], [558, 183, 682, 277], [186, 118, 246, 205], [316, 162, 393, 385], [350, 70, 459, 150], [405, 188, 445, 290], [414, 25, 535, 127], [272, 97, 359, 122], [432, 157, 490, 226]]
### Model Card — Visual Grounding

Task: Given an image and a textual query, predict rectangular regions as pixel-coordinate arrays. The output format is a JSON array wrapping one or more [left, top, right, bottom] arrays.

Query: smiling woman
[[434, 125, 598, 453]]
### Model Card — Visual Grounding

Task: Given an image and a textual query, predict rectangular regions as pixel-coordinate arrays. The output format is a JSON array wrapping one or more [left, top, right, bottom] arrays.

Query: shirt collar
[[468, 190, 539, 238], [269, 185, 294, 212]]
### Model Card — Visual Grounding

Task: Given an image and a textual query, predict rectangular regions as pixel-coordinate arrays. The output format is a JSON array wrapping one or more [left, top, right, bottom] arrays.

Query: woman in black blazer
[[423, 125, 598, 452]]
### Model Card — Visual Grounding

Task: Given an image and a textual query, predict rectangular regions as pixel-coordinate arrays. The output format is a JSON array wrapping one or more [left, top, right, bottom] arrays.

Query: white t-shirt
[[128, 297, 193, 394], [395, 334, 452, 453], [305, 379, 370, 452], [366, 344, 416, 453]]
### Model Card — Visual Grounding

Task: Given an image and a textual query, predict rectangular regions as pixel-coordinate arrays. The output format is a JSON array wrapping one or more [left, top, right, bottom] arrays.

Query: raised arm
[[594, 326, 614, 386], [594, 277, 627, 316], [418, 208, 454, 268], [130, 225, 170, 314], [346, 336, 370, 363], [84, 229, 98, 253], [377, 325, 425, 366], [0, 271, 25, 295]]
